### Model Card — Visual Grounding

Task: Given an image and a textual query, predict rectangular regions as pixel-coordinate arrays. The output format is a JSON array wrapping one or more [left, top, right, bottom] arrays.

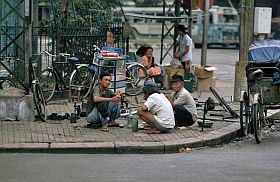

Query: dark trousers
[[174, 104, 194, 127]]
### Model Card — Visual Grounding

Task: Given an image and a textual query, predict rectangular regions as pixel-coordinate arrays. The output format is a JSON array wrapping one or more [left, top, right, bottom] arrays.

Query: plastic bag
[[170, 58, 182, 69]]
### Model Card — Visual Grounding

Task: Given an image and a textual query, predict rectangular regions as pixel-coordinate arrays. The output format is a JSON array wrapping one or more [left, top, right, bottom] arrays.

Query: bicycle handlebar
[[93, 45, 101, 52], [40, 50, 70, 58]]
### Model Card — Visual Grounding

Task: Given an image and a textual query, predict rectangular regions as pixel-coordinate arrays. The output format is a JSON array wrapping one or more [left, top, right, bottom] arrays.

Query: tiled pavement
[[0, 88, 240, 145]]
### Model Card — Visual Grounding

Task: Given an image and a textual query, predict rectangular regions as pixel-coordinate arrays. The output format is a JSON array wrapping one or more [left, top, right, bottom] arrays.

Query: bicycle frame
[[0, 58, 29, 92]]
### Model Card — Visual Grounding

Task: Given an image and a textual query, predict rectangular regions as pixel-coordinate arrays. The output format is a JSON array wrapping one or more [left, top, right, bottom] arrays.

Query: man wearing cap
[[137, 80, 175, 134], [165, 75, 197, 127]]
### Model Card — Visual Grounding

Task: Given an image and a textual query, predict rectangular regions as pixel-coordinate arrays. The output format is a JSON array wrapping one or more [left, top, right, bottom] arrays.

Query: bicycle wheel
[[40, 68, 57, 102], [240, 92, 250, 136], [126, 63, 147, 96], [0, 78, 16, 89], [69, 65, 93, 99], [32, 83, 46, 122], [252, 98, 264, 144]]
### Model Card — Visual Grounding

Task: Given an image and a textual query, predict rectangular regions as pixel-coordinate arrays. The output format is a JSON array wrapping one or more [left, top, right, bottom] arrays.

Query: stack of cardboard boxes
[[162, 65, 185, 89], [194, 65, 217, 91]]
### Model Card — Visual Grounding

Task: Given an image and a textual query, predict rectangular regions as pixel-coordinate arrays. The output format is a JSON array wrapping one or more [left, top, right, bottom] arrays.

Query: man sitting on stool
[[165, 75, 197, 127]]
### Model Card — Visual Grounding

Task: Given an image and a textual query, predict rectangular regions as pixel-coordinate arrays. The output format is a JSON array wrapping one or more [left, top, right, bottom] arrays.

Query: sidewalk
[[0, 81, 241, 154]]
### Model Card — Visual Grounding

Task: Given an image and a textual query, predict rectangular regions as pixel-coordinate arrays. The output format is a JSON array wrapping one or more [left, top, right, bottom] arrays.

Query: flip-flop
[[108, 123, 120, 127], [101, 127, 109, 132]]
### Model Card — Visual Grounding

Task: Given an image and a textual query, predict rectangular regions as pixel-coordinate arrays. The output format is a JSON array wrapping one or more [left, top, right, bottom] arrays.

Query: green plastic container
[[132, 117, 139, 132], [184, 73, 196, 93]]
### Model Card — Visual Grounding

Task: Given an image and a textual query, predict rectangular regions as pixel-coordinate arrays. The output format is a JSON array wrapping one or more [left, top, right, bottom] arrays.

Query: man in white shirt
[[175, 24, 193, 72], [165, 75, 197, 127], [137, 80, 175, 134]]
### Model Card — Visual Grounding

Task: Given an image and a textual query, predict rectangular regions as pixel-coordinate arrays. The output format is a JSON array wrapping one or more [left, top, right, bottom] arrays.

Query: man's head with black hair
[[99, 72, 111, 81], [177, 24, 187, 35], [143, 80, 159, 99], [99, 72, 112, 90]]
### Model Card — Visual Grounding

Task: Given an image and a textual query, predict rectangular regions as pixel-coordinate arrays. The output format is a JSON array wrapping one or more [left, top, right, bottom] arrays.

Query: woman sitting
[[140, 46, 162, 77]]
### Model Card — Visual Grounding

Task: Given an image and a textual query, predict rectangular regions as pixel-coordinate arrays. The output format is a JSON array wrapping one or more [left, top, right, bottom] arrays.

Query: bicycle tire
[[210, 87, 239, 118], [240, 92, 250, 136], [69, 65, 93, 99], [0, 78, 16, 89], [32, 83, 46, 122], [40, 68, 57, 102], [126, 64, 147, 96], [252, 99, 263, 144]]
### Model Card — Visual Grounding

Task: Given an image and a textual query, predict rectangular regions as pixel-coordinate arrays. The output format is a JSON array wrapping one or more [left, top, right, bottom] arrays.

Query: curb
[[0, 123, 241, 154]]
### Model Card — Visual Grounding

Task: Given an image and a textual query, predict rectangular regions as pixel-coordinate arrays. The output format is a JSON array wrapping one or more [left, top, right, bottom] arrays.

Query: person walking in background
[[86, 72, 121, 132], [175, 24, 193, 72], [165, 75, 197, 127], [137, 80, 175, 134]]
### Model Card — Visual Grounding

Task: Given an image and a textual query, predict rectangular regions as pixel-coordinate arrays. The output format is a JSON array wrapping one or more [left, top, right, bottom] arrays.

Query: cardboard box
[[170, 68, 185, 78], [163, 65, 171, 77], [197, 77, 216, 91], [162, 74, 171, 89], [194, 65, 217, 78]]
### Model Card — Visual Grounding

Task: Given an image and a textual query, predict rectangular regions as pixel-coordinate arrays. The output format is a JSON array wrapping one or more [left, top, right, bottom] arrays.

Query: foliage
[[39, 0, 120, 27]]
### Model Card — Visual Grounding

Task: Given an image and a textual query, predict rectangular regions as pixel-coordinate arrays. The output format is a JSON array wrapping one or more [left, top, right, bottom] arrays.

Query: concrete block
[[0, 87, 35, 121], [0, 143, 49, 153], [49, 142, 115, 154], [163, 138, 203, 153], [114, 142, 164, 154]]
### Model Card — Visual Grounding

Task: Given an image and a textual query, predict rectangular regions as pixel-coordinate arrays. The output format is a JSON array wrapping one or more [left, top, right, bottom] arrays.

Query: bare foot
[[144, 128, 161, 134]]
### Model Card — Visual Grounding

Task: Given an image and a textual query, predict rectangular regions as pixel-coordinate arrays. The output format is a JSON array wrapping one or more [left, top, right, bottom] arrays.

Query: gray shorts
[[152, 115, 173, 133]]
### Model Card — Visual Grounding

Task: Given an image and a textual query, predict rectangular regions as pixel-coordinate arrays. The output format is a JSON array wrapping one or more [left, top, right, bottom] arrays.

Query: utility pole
[[201, 0, 209, 66], [233, 0, 254, 101], [24, 0, 32, 91]]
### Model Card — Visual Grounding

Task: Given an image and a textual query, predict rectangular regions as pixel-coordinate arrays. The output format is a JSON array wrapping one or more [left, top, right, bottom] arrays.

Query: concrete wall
[[0, 88, 35, 121]]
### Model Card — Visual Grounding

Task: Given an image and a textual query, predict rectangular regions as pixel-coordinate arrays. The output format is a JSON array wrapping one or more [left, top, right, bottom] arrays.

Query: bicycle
[[69, 45, 148, 98], [0, 55, 47, 122], [0, 69, 16, 89], [39, 51, 91, 102]]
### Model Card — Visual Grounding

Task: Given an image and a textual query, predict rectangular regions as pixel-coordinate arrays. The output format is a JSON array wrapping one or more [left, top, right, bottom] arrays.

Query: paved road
[[1, 132, 280, 182]]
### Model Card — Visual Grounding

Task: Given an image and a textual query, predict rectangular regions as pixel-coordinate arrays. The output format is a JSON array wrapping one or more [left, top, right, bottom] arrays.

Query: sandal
[[101, 124, 109, 132]]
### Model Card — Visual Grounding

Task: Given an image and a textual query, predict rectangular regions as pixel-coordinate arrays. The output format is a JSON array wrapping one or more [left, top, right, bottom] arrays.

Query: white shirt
[[144, 93, 175, 128], [171, 87, 197, 121], [176, 34, 193, 62]]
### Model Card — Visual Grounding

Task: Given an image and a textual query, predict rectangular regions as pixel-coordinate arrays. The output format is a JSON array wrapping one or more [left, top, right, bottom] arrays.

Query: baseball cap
[[144, 80, 157, 87], [170, 75, 184, 82]]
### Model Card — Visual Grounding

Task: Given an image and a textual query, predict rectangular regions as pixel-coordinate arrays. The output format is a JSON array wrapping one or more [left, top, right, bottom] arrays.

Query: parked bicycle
[[69, 45, 148, 98], [0, 54, 47, 122], [0, 69, 16, 89], [39, 51, 91, 102]]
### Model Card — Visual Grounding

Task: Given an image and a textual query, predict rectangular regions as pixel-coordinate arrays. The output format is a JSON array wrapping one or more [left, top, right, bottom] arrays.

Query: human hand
[[111, 96, 120, 103], [175, 51, 182, 58]]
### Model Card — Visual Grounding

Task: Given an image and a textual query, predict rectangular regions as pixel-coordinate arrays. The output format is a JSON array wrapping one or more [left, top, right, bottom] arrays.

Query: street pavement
[[0, 48, 242, 153], [0, 86, 241, 154]]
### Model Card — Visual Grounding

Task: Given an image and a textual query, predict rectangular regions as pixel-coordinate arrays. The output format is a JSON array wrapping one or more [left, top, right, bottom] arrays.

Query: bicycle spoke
[[126, 64, 147, 96], [40, 69, 56, 102]]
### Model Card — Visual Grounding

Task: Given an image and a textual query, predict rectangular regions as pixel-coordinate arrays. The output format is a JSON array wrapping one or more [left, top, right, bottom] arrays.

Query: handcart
[[240, 40, 280, 143]]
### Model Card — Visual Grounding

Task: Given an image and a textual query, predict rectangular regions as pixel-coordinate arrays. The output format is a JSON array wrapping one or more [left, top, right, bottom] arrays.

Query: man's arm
[[165, 94, 176, 108], [139, 104, 148, 112], [93, 95, 120, 103]]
